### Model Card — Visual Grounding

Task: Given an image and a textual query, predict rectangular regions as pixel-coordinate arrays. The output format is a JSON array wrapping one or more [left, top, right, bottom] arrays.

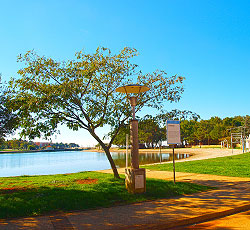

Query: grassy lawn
[[0, 171, 210, 219], [144, 152, 250, 177]]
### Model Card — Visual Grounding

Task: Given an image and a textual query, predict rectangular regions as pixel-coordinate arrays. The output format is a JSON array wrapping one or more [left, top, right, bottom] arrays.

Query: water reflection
[[0, 151, 189, 177], [112, 152, 189, 168]]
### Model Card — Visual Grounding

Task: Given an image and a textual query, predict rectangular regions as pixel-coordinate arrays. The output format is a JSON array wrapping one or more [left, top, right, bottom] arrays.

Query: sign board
[[135, 175, 144, 189], [166, 120, 181, 145]]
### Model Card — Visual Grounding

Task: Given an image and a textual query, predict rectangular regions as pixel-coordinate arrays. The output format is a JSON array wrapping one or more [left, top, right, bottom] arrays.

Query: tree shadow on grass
[[0, 178, 209, 219]]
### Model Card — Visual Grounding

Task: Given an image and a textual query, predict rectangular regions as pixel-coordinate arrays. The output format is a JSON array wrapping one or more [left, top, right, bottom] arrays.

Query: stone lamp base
[[125, 168, 146, 194]]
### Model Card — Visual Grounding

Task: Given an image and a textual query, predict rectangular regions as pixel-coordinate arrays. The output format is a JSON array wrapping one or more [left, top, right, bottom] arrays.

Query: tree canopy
[[180, 115, 250, 146], [7, 47, 185, 178], [0, 77, 18, 144]]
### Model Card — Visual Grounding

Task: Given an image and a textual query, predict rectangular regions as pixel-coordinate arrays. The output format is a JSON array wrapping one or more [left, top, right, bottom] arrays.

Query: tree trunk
[[89, 129, 120, 178], [103, 146, 120, 179]]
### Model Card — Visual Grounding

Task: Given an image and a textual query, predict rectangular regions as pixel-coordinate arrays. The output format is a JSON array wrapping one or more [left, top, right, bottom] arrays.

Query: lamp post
[[116, 84, 150, 193]]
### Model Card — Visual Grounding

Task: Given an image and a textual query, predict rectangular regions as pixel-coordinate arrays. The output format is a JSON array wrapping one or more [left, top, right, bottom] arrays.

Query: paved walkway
[[0, 169, 250, 229], [178, 210, 250, 229]]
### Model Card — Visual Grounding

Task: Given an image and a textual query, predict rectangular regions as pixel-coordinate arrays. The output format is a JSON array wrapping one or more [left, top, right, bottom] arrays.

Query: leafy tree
[[7, 47, 184, 178], [111, 125, 130, 148], [0, 77, 18, 143], [156, 109, 200, 125]]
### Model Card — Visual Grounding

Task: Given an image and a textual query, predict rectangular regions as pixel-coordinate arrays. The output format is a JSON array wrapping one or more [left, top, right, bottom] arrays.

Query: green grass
[[0, 171, 210, 219], [144, 152, 250, 177]]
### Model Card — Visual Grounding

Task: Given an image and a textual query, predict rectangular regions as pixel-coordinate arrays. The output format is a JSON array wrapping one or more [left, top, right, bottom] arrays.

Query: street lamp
[[116, 84, 150, 193]]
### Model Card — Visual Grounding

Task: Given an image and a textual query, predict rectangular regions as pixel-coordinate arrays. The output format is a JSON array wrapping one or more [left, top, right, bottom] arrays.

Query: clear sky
[[0, 0, 249, 146]]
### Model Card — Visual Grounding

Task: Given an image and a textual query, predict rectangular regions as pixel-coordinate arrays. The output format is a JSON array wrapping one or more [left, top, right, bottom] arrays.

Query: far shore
[[0, 148, 88, 154]]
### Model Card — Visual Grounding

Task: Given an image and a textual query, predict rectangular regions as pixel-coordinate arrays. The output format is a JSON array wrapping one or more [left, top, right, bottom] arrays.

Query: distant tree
[[200, 120, 213, 145], [244, 115, 250, 135], [232, 116, 244, 127], [9, 139, 20, 149], [180, 120, 197, 145], [7, 47, 185, 178], [208, 117, 224, 143], [95, 143, 101, 150], [194, 125, 205, 146], [138, 115, 165, 148], [27, 145, 36, 150], [181, 116, 247, 146], [20, 140, 29, 150], [69, 143, 80, 148]]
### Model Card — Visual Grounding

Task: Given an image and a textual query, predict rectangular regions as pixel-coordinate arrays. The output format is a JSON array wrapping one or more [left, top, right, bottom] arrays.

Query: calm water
[[0, 151, 189, 177]]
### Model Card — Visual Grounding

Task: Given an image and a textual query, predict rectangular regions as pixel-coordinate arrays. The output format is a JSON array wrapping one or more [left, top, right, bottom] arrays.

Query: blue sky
[[0, 0, 249, 146]]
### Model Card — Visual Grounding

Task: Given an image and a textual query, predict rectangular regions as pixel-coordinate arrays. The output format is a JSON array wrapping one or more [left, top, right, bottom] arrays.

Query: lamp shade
[[115, 84, 150, 94]]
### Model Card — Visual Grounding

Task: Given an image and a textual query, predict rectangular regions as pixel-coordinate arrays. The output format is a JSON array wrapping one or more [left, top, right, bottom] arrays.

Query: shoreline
[[0, 148, 88, 154]]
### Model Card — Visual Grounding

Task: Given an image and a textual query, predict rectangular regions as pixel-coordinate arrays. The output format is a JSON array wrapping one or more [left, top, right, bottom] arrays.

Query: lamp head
[[115, 84, 150, 120], [115, 84, 150, 95]]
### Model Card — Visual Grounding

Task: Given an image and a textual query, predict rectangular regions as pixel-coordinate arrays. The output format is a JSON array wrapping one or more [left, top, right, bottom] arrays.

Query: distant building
[[45, 145, 54, 150], [35, 142, 51, 147]]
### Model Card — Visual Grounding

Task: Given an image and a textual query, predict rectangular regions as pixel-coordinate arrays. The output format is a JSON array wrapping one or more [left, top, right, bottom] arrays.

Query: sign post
[[159, 140, 162, 164], [126, 134, 129, 168], [166, 120, 181, 184], [173, 146, 175, 183]]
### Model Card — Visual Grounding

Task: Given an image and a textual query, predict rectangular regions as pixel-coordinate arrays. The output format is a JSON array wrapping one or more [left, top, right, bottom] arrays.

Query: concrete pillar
[[125, 118, 146, 194], [130, 119, 139, 169]]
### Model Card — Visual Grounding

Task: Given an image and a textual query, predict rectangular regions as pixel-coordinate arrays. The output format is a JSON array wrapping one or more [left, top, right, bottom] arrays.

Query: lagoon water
[[0, 151, 189, 177]]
